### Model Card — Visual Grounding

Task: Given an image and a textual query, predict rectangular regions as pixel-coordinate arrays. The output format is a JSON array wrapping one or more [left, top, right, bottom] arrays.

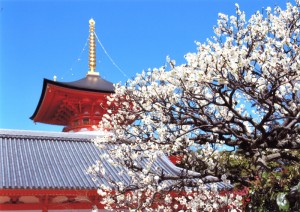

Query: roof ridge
[[0, 133, 92, 142], [0, 129, 97, 142]]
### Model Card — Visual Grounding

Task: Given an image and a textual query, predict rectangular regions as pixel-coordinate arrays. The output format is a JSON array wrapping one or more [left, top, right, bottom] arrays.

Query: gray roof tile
[[0, 129, 231, 191], [0, 130, 102, 190]]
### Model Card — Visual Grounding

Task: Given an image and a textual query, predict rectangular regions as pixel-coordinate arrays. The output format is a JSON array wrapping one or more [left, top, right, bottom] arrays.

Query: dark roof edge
[[0, 129, 97, 141], [30, 78, 49, 120], [50, 78, 115, 93]]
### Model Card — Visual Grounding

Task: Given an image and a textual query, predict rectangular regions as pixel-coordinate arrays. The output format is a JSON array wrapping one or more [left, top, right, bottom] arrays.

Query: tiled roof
[[0, 130, 101, 190], [0, 129, 231, 191]]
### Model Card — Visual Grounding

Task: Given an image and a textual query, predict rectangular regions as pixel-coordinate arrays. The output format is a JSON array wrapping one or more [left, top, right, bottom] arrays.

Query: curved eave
[[30, 77, 115, 121]]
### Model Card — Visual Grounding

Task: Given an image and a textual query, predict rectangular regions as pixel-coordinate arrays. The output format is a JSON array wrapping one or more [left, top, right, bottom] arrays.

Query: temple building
[[0, 129, 183, 212], [0, 19, 230, 212], [0, 19, 187, 212]]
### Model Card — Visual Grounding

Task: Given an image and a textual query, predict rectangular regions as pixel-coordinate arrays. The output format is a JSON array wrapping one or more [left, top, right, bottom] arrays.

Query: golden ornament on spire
[[87, 18, 99, 76]]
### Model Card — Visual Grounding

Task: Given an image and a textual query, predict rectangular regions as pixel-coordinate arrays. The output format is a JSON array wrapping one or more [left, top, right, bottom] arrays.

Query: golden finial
[[87, 18, 99, 76]]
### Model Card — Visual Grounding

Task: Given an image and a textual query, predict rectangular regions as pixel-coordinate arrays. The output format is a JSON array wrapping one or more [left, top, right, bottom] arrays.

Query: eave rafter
[[53, 99, 79, 124]]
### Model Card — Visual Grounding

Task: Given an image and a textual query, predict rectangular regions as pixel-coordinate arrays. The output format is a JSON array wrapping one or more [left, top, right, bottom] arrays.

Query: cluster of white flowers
[[88, 1, 300, 211]]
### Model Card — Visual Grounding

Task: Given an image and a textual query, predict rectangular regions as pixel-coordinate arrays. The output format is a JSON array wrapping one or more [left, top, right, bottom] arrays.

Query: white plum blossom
[[88, 1, 300, 211]]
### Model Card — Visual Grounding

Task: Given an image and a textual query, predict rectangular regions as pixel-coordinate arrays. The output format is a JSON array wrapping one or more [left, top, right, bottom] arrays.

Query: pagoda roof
[[30, 75, 115, 124], [54, 75, 115, 93], [0, 129, 232, 191]]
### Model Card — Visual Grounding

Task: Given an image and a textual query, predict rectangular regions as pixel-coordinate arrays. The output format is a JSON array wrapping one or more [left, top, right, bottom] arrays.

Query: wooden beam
[[0, 202, 104, 210]]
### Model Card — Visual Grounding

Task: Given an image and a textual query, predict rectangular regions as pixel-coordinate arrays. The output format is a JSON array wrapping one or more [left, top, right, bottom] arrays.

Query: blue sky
[[0, 0, 288, 132]]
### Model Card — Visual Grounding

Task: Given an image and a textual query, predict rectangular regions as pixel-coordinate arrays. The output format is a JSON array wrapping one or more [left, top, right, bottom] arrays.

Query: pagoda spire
[[87, 18, 99, 76]]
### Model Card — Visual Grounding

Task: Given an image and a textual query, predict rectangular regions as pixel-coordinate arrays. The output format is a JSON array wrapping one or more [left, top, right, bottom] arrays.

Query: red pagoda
[[30, 19, 114, 132]]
